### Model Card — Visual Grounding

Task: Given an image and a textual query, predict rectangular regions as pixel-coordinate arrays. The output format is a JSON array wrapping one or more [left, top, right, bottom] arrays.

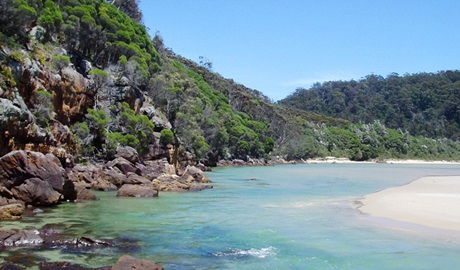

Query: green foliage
[[37, 0, 63, 41], [106, 132, 139, 157], [78, 102, 156, 158], [88, 69, 109, 77], [0, 66, 17, 88], [73, 122, 95, 157], [119, 102, 155, 154], [52, 55, 71, 71], [160, 129, 175, 146], [89, 68, 110, 92], [0, 0, 37, 42], [32, 90, 54, 127], [192, 135, 210, 160]]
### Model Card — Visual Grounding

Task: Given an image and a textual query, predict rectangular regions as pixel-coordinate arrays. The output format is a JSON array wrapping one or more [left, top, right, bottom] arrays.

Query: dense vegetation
[[279, 72, 460, 140], [1, 0, 460, 163]]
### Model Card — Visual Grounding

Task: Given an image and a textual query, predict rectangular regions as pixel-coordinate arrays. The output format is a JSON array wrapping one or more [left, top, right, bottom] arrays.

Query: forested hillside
[[1, 0, 460, 165], [279, 72, 460, 140]]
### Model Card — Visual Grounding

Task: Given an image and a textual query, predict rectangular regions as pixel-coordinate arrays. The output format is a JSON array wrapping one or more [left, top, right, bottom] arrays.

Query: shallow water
[[2, 163, 460, 269]]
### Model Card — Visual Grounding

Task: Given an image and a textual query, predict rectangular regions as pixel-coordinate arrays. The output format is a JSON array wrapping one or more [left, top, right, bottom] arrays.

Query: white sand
[[359, 176, 460, 231]]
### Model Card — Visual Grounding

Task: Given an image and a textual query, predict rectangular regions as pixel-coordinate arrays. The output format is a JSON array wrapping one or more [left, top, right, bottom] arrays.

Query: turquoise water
[[2, 164, 460, 269]]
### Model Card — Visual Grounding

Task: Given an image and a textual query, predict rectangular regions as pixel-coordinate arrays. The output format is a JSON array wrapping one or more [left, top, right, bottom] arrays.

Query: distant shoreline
[[216, 157, 460, 167]]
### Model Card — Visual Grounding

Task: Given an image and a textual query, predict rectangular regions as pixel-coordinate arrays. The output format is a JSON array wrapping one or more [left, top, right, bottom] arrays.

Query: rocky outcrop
[[0, 151, 65, 191], [0, 98, 35, 157], [112, 255, 163, 270], [117, 184, 158, 198], [67, 156, 212, 193], [0, 151, 68, 206]]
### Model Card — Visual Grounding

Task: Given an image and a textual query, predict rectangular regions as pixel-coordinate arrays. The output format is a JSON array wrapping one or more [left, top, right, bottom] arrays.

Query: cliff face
[[0, 37, 174, 164], [1, 47, 81, 162]]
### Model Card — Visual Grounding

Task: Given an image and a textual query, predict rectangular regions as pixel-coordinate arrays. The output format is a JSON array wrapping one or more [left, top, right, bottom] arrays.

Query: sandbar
[[359, 176, 460, 231]]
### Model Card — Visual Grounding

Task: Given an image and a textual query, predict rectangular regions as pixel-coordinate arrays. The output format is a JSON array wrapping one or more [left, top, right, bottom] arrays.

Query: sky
[[140, 0, 460, 101]]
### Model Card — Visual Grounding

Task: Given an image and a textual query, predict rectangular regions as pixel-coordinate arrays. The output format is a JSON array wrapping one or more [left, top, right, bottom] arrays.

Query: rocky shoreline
[[0, 146, 213, 269]]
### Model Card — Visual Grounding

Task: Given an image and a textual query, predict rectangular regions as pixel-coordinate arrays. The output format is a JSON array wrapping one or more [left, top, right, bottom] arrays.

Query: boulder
[[125, 173, 151, 185], [181, 165, 211, 183], [107, 157, 141, 175], [0, 204, 25, 220], [112, 255, 163, 270], [152, 174, 188, 192], [74, 185, 98, 201], [90, 179, 117, 191], [117, 184, 158, 198], [115, 146, 139, 164], [98, 167, 126, 187], [0, 151, 65, 193], [11, 178, 62, 206]]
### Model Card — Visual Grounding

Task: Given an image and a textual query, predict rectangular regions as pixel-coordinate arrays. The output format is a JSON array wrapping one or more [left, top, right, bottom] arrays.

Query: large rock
[[75, 186, 98, 201], [117, 184, 158, 198], [106, 157, 141, 175], [181, 165, 211, 183], [98, 167, 127, 187], [0, 151, 65, 192], [11, 178, 62, 206], [125, 173, 151, 185], [112, 255, 163, 270], [115, 146, 139, 164]]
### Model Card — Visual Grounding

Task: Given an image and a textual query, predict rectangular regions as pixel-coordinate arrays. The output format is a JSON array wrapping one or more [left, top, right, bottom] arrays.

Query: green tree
[[160, 129, 175, 146], [37, 0, 63, 42]]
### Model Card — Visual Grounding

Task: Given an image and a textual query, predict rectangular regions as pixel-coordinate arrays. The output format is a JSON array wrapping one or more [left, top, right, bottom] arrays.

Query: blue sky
[[140, 0, 460, 101]]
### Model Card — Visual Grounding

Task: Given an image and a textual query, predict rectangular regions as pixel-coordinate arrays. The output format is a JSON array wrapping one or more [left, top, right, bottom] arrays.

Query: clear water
[[2, 163, 460, 269]]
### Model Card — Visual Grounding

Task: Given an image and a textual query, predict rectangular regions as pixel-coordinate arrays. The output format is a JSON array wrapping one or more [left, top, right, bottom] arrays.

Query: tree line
[[279, 72, 460, 140]]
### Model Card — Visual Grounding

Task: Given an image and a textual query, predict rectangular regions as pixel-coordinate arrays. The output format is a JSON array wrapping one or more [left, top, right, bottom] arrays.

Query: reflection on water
[[2, 163, 460, 269]]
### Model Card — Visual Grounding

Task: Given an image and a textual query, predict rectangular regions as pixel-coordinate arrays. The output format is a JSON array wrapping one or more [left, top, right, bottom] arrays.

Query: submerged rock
[[0, 203, 24, 220], [117, 184, 158, 198], [0, 230, 43, 246], [112, 255, 163, 270], [75, 236, 111, 247], [39, 261, 111, 270]]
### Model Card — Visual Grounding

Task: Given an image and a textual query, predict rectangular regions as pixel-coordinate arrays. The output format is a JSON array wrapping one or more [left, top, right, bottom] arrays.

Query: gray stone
[[80, 59, 92, 76], [116, 146, 139, 164]]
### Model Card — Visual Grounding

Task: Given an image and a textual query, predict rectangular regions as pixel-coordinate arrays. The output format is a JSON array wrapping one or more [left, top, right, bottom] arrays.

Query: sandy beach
[[359, 176, 460, 231]]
